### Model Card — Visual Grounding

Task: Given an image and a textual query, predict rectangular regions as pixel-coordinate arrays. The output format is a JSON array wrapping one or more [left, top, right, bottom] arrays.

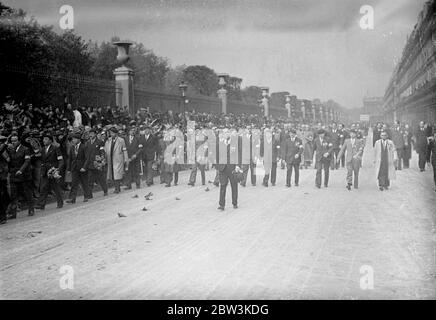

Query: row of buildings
[[382, 0, 436, 126]]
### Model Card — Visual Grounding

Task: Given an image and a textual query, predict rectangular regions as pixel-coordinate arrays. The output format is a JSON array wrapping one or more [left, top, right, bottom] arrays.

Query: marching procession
[[1, 99, 435, 225]]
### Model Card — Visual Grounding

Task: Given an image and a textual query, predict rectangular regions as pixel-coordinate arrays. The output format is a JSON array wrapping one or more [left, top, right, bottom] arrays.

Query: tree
[[227, 76, 242, 101], [270, 92, 289, 108], [183, 65, 219, 96], [89, 38, 119, 80], [241, 86, 262, 104], [1, 3, 96, 104], [129, 43, 169, 89], [164, 64, 186, 94]]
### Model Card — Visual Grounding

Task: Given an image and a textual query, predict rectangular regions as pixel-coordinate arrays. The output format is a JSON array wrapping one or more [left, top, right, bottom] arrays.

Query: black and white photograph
[[1, 0, 436, 306]]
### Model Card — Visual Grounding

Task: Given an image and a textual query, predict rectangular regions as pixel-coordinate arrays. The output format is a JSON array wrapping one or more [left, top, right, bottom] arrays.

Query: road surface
[[1, 132, 436, 299]]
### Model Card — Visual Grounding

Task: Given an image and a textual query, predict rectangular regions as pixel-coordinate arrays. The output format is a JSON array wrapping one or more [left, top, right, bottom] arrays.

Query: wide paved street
[[1, 133, 436, 299]]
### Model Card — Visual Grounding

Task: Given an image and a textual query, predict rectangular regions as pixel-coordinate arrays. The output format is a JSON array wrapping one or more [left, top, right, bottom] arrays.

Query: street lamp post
[[178, 81, 188, 114], [217, 73, 228, 114]]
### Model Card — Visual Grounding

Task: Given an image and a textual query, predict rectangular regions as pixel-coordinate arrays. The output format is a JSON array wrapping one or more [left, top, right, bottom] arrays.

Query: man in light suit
[[391, 121, 404, 170], [374, 131, 396, 191], [337, 129, 365, 190], [104, 127, 129, 194]]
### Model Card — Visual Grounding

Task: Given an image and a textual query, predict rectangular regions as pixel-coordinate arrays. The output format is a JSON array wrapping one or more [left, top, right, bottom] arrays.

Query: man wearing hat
[[86, 128, 108, 196], [66, 133, 92, 204], [104, 126, 128, 193], [282, 128, 304, 187], [124, 126, 142, 189], [35, 133, 64, 210], [0, 135, 11, 224], [313, 129, 334, 189], [7, 133, 34, 217], [24, 131, 42, 198], [337, 129, 365, 190], [139, 125, 158, 187]]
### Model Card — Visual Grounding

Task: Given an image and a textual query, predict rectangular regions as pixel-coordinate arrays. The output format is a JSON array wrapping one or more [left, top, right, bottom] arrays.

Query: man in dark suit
[[262, 128, 281, 187], [337, 123, 348, 168], [428, 131, 436, 192], [313, 129, 334, 188], [87, 128, 108, 196], [0, 135, 10, 224], [373, 123, 383, 147], [124, 126, 143, 189], [282, 128, 304, 187], [241, 128, 257, 187], [36, 134, 64, 209], [415, 121, 430, 172], [188, 129, 206, 186], [67, 133, 92, 204], [402, 124, 413, 169], [328, 123, 341, 170], [139, 125, 157, 186], [217, 133, 241, 210], [66, 133, 91, 204], [7, 133, 34, 217]]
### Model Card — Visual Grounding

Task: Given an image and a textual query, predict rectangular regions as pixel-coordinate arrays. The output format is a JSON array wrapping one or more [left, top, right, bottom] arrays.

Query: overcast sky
[[5, 0, 428, 108]]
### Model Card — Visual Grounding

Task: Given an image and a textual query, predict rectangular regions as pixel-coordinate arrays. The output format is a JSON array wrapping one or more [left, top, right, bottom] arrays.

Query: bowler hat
[[71, 133, 81, 139], [42, 132, 53, 140]]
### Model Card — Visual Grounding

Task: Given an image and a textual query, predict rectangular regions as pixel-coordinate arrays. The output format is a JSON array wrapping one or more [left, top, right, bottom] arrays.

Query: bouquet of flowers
[[232, 166, 244, 183], [93, 155, 106, 171], [151, 160, 160, 172], [47, 167, 62, 180]]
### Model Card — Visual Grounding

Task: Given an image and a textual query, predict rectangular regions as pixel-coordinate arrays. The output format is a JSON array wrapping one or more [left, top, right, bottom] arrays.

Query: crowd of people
[[1, 97, 435, 224]]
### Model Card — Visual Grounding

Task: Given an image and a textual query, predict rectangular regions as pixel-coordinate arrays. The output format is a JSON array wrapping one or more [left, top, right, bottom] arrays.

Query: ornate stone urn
[[113, 41, 133, 67]]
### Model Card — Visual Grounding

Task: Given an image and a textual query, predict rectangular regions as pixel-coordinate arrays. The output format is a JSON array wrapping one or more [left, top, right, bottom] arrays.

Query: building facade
[[383, 0, 436, 126], [363, 96, 384, 124]]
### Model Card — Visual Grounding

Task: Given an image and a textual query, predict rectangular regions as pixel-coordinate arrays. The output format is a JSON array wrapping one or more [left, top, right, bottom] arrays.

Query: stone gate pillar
[[113, 41, 134, 116], [261, 87, 269, 117], [217, 73, 228, 114]]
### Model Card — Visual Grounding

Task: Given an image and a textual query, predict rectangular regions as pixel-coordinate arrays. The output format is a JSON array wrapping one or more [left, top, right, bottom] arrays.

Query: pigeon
[[142, 207, 148, 211], [205, 187, 210, 192], [175, 197, 180, 200], [145, 196, 153, 201], [132, 194, 139, 198], [144, 192, 153, 198], [117, 212, 127, 218]]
